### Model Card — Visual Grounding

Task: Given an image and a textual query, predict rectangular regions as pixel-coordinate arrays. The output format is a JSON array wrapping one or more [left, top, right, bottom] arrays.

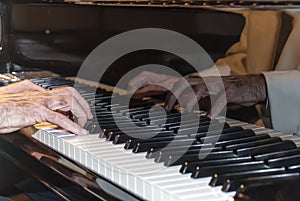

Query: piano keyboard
[[30, 77, 300, 201]]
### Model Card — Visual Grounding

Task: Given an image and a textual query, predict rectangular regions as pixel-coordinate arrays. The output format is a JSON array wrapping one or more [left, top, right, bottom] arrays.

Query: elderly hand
[[128, 71, 179, 99], [0, 80, 92, 135], [165, 74, 267, 117]]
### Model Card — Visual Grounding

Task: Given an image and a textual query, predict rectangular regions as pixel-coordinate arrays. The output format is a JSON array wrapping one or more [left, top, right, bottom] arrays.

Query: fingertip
[[165, 96, 175, 112], [165, 104, 171, 111], [207, 111, 216, 119], [77, 128, 89, 136], [82, 129, 90, 135]]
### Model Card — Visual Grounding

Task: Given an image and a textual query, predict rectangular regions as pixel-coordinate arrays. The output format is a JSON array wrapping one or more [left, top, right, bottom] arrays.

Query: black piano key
[[97, 115, 128, 122], [103, 127, 164, 138], [128, 100, 156, 108], [179, 151, 236, 174], [162, 118, 212, 130], [167, 155, 253, 168], [286, 164, 300, 171], [224, 137, 282, 150], [145, 126, 245, 159], [159, 130, 257, 165], [146, 143, 210, 159], [129, 123, 232, 151], [254, 148, 300, 161], [126, 135, 187, 149], [168, 121, 229, 132], [179, 126, 245, 139], [234, 140, 296, 157], [138, 110, 182, 122], [131, 138, 197, 152], [209, 167, 287, 187], [99, 121, 153, 130], [113, 130, 175, 144], [178, 155, 252, 172], [130, 111, 159, 121], [267, 154, 300, 168], [177, 123, 230, 135], [234, 177, 300, 201], [145, 112, 200, 122], [175, 128, 247, 142], [106, 123, 164, 141], [85, 120, 103, 133], [210, 149, 300, 187], [215, 134, 270, 148], [158, 146, 224, 164], [223, 172, 300, 192], [191, 161, 266, 178], [122, 107, 150, 115], [199, 129, 255, 143]]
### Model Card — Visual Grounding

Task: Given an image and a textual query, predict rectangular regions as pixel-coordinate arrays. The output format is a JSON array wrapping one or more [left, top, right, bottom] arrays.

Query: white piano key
[[33, 113, 300, 201], [174, 187, 227, 200], [91, 156, 99, 173], [36, 129, 230, 200]]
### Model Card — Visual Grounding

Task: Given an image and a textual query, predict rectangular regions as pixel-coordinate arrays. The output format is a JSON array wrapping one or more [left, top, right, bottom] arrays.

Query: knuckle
[[22, 80, 32, 85], [58, 86, 73, 93]]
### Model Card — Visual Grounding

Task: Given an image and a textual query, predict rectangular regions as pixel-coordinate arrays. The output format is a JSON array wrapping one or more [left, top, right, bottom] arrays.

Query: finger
[[45, 95, 88, 127], [165, 78, 195, 111], [22, 80, 47, 91], [128, 74, 148, 94], [50, 87, 93, 119], [134, 84, 168, 95], [179, 92, 199, 113], [44, 109, 89, 135], [0, 127, 23, 134], [0, 80, 46, 94], [128, 71, 175, 94], [132, 84, 168, 99], [128, 71, 157, 93], [178, 84, 208, 113], [208, 92, 227, 119]]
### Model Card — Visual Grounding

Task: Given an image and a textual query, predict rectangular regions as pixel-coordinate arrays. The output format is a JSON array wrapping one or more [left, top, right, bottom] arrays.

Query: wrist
[[252, 74, 267, 103]]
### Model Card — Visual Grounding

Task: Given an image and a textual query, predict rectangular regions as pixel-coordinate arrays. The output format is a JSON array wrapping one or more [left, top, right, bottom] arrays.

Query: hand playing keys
[[0, 80, 92, 135], [129, 71, 267, 118]]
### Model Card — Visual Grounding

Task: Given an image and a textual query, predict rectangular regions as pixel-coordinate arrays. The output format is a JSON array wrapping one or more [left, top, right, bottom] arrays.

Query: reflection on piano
[[1, 1, 300, 201]]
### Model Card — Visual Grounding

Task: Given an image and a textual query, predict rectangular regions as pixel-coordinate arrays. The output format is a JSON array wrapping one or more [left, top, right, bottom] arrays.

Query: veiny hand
[[0, 81, 93, 135], [128, 71, 179, 99], [165, 74, 267, 117]]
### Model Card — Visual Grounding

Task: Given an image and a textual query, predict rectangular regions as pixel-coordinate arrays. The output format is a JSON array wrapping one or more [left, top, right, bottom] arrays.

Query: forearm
[[225, 74, 267, 106]]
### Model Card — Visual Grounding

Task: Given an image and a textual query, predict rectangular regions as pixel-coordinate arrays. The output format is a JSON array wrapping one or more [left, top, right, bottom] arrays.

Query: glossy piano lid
[[64, 0, 300, 9]]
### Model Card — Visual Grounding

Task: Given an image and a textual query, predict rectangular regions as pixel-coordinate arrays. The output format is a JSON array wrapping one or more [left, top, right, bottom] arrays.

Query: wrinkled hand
[[128, 71, 179, 99], [0, 80, 93, 135], [165, 74, 267, 117]]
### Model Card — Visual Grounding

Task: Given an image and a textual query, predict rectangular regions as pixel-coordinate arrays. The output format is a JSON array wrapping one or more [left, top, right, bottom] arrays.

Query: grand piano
[[0, 1, 300, 201]]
